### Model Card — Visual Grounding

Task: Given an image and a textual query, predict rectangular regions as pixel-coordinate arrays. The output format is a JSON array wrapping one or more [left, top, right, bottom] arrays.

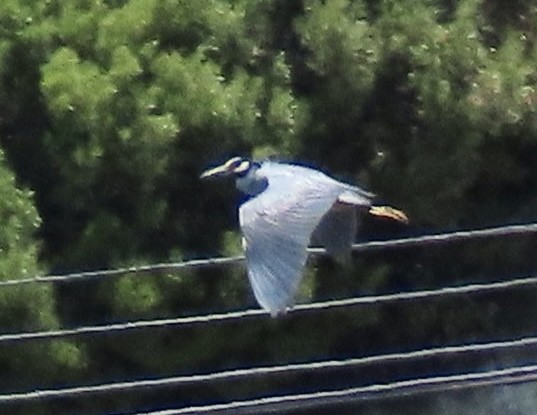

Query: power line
[[1, 335, 537, 404], [309, 222, 537, 253], [119, 364, 537, 415], [0, 256, 245, 287], [0, 224, 535, 413], [0, 274, 536, 344], [1, 223, 536, 288]]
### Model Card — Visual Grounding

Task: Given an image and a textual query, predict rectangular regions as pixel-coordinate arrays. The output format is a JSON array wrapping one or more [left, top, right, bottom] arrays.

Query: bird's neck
[[236, 170, 268, 196]]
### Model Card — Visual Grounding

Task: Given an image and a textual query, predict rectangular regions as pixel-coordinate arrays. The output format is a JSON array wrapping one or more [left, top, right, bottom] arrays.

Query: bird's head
[[201, 156, 267, 196], [200, 157, 257, 179]]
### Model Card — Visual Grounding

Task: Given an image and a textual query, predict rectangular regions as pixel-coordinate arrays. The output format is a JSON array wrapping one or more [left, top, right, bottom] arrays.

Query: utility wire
[[1, 335, 537, 404], [120, 364, 537, 415], [0, 274, 536, 344], [0, 256, 244, 287], [0, 223, 535, 412], [1, 223, 536, 287]]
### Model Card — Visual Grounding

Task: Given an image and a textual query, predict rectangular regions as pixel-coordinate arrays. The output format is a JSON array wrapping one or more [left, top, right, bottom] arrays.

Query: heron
[[201, 156, 407, 316]]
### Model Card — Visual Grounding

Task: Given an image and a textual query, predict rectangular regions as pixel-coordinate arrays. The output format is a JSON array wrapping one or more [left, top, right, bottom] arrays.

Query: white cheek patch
[[234, 161, 251, 174], [225, 157, 242, 169]]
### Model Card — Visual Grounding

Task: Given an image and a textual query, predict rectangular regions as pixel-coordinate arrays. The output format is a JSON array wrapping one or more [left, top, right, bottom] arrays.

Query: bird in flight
[[201, 156, 407, 316]]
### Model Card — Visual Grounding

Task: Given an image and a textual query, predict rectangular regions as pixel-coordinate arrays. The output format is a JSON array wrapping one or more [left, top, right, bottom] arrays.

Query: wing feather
[[311, 203, 358, 264], [239, 166, 346, 315]]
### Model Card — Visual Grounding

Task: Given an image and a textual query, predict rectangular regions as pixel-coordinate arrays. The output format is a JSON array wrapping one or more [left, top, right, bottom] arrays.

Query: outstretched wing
[[311, 202, 358, 265], [311, 190, 372, 264], [239, 171, 343, 316]]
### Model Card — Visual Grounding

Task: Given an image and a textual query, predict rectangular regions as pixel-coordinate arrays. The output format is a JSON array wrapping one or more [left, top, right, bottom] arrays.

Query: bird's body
[[201, 157, 407, 316]]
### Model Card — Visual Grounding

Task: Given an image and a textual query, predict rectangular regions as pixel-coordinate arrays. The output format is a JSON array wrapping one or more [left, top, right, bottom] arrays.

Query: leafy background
[[1, 0, 537, 413]]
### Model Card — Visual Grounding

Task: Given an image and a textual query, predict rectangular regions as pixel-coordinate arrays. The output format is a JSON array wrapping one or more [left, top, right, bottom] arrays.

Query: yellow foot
[[368, 206, 409, 224]]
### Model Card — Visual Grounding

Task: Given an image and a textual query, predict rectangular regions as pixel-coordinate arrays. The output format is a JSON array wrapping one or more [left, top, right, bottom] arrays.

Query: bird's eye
[[230, 159, 243, 168], [223, 157, 252, 176], [233, 160, 251, 174], [224, 157, 242, 168]]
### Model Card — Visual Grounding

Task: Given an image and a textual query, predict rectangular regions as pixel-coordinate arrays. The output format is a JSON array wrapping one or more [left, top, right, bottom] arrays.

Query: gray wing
[[311, 189, 371, 264], [311, 202, 358, 264], [239, 180, 342, 316]]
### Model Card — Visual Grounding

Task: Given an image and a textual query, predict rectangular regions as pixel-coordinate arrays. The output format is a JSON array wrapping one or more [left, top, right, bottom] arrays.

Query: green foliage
[[1, 0, 537, 413], [299, 0, 376, 87], [295, 0, 379, 163], [0, 149, 84, 391]]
